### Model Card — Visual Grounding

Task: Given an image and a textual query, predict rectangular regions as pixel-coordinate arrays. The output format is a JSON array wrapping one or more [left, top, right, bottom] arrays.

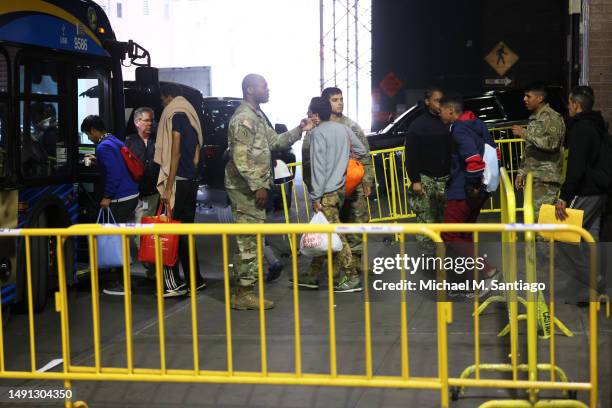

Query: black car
[[365, 88, 566, 195], [367, 87, 566, 151]]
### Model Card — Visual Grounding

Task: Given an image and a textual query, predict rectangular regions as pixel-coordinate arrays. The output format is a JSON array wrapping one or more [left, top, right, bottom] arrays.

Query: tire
[[30, 234, 50, 313], [15, 215, 50, 313]]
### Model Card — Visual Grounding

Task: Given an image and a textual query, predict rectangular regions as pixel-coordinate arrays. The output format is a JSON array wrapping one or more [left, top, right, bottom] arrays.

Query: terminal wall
[[589, 0, 612, 124]]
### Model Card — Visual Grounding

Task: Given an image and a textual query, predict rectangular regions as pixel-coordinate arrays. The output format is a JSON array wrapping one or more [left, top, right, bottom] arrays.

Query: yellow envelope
[[537, 204, 584, 243]]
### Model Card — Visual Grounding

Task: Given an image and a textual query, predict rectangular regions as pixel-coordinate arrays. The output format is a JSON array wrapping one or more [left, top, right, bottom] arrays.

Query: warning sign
[[484, 42, 519, 76], [379, 72, 403, 98]]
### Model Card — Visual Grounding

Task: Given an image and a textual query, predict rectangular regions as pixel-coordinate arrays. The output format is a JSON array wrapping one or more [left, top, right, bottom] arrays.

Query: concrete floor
[[1, 220, 611, 408]]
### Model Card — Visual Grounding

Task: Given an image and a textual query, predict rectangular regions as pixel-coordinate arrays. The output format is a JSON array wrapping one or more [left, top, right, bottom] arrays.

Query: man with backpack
[[81, 115, 139, 296], [439, 96, 499, 293]]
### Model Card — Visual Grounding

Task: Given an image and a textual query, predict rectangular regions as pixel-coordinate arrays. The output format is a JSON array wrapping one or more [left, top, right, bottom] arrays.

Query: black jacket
[[559, 110, 607, 201], [403, 110, 451, 183], [125, 133, 160, 196]]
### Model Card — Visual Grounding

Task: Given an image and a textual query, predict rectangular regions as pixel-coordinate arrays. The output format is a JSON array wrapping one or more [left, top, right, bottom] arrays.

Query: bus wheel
[[30, 233, 50, 313], [16, 215, 50, 314]]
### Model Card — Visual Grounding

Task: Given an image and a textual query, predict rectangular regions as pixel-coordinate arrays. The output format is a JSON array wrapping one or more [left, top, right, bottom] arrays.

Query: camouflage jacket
[[518, 103, 565, 184], [225, 101, 302, 191]]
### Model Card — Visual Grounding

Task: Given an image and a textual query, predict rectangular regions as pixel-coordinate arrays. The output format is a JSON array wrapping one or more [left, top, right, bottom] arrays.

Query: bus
[[0, 0, 152, 313]]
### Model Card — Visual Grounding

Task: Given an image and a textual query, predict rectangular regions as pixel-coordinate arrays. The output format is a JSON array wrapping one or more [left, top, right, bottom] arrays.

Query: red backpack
[[119, 146, 145, 181], [107, 136, 145, 181]]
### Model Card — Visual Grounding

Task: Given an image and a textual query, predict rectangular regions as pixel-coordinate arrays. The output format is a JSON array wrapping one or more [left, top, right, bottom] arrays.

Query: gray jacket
[[309, 121, 367, 201]]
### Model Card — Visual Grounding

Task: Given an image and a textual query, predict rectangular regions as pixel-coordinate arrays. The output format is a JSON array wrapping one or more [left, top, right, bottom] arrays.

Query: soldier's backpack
[[590, 129, 612, 192]]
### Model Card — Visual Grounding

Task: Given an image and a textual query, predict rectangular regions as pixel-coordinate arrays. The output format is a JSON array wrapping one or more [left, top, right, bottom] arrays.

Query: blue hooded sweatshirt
[[96, 134, 139, 200], [447, 111, 498, 200]]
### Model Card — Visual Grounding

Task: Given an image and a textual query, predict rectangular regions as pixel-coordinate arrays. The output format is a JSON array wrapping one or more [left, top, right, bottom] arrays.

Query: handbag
[[96, 208, 124, 269], [138, 204, 181, 266], [345, 130, 365, 196]]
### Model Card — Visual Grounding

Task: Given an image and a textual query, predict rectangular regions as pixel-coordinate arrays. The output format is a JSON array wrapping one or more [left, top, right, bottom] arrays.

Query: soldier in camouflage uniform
[[226, 74, 312, 310], [512, 83, 565, 220], [403, 88, 450, 254], [323, 87, 373, 275]]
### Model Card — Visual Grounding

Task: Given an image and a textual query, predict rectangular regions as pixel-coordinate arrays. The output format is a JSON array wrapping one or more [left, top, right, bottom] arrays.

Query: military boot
[[230, 286, 274, 310]]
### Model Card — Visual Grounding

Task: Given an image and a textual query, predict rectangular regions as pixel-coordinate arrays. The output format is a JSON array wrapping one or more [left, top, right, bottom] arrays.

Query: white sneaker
[[163, 283, 187, 298]]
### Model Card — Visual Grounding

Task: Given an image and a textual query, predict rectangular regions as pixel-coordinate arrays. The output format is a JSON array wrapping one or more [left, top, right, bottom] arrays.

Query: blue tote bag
[[96, 208, 124, 269]]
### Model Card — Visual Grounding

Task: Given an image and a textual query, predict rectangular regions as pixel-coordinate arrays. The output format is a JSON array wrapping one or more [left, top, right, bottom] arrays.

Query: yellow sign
[[484, 41, 518, 76]]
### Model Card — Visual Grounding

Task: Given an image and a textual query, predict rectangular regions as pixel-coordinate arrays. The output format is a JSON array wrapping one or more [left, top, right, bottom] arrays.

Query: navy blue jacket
[[96, 134, 139, 200], [447, 112, 497, 200]]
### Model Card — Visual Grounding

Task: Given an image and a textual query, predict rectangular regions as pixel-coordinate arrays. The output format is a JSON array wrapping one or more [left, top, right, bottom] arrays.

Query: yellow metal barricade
[[0, 220, 606, 408], [282, 126, 526, 225]]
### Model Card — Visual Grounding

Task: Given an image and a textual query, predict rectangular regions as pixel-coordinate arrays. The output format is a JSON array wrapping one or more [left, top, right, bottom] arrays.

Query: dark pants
[[442, 196, 487, 242], [108, 197, 138, 283], [170, 180, 203, 287], [555, 195, 608, 301], [110, 197, 138, 223], [441, 196, 494, 279]]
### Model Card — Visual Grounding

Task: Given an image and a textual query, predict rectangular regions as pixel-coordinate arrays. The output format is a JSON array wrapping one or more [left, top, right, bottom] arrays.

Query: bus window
[[19, 63, 58, 95], [78, 77, 99, 145], [0, 53, 7, 178], [77, 67, 110, 137], [18, 58, 68, 179], [77, 66, 110, 163]]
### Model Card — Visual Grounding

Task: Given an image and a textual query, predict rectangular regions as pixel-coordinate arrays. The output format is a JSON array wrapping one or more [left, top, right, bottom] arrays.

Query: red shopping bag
[[138, 204, 180, 266]]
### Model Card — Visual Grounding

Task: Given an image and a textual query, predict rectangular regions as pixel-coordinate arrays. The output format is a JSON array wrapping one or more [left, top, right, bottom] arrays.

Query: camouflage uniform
[[337, 115, 373, 273], [225, 101, 303, 286], [307, 190, 354, 279], [409, 174, 449, 253], [517, 103, 566, 220]]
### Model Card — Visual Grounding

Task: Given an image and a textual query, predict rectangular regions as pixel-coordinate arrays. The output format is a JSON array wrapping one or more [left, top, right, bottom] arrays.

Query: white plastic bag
[[482, 143, 500, 193], [299, 212, 343, 256]]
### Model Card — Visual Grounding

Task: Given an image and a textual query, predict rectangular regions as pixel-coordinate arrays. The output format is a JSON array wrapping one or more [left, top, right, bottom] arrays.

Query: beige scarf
[[154, 96, 204, 208]]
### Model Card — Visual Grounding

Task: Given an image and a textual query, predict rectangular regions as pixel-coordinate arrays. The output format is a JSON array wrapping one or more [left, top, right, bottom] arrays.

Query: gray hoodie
[[309, 121, 367, 201]]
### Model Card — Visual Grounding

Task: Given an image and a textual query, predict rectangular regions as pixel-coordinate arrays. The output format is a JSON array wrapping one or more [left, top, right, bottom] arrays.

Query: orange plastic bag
[[345, 158, 365, 196], [138, 204, 180, 266]]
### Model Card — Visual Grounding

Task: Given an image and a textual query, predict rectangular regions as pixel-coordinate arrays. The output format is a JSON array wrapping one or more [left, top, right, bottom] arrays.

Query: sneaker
[[266, 261, 284, 282], [467, 268, 500, 300], [186, 281, 207, 293], [288, 275, 320, 289], [334, 275, 363, 293], [103, 282, 126, 296], [163, 283, 188, 298]]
